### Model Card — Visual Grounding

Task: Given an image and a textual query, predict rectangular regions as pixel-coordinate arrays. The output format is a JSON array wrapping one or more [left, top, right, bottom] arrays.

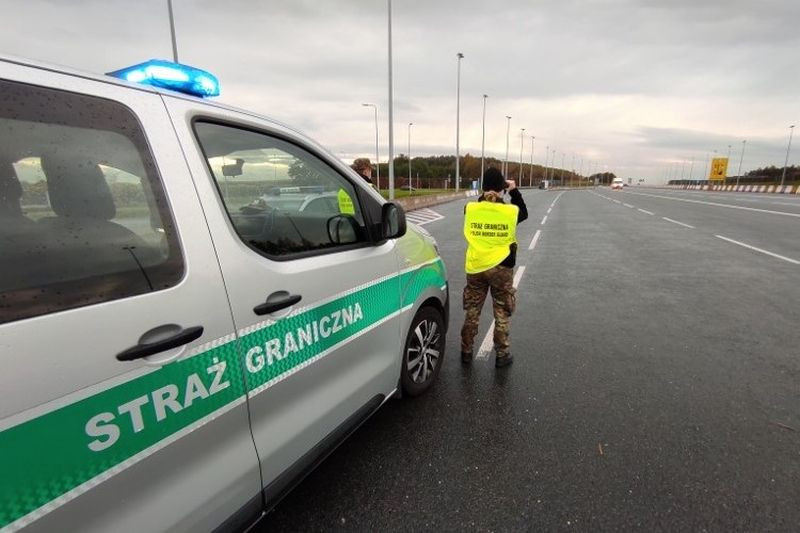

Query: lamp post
[[780, 125, 795, 189], [570, 153, 575, 188], [362, 103, 379, 189], [529, 135, 535, 187], [387, 0, 395, 199], [167, 0, 179, 62], [455, 52, 464, 192], [518, 128, 526, 183], [544, 145, 549, 184], [480, 94, 488, 189], [407, 122, 413, 190], [736, 140, 746, 189], [504, 115, 512, 176], [561, 152, 566, 184]]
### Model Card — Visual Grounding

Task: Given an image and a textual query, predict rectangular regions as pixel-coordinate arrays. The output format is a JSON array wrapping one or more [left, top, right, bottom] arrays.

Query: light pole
[[529, 136, 535, 187], [780, 125, 795, 189], [455, 52, 464, 193], [561, 152, 566, 184], [688, 156, 694, 183], [407, 122, 413, 190], [362, 103, 379, 189], [167, 0, 179, 62], [736, 140, 746, 189], [387, 0, 395, 199], [480, 94, 488, 188], [570, 153, 575, 188], [504, 115, 512, 177], [519, 128, 526, 183], [544, 145, 549, 184]]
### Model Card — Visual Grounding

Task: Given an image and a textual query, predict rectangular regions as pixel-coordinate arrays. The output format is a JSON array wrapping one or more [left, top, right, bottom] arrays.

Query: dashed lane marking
[[662, 217, 695, 229], [476, 266, 527, 360], [540, 215, 548, 225], [528, 229, 542, 250], [715, 235, 800, 265], [623, 203, 635, 208], [637, 208, 655, 215], [405, 208, 444, 226]]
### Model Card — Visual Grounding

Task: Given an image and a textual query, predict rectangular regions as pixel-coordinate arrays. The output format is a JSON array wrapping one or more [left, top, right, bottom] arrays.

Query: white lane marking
[[637, 208, 655, 215], [476, 266, 527, 360], [528, 229, 542, 250], [612, 199, 621, 204], [662, 217, 695, 229], [715, 235, 800, 265], [623, 203, 635, 208], [547, 207, 552, 214], [405, 208, 444, 226], [624, 191, 800, 219], [540, 215, 548, 225]]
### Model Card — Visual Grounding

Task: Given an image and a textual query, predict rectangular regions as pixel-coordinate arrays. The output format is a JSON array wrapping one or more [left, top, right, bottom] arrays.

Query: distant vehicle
[[538, 180, 550, 190], [611, 178, 624, 190]]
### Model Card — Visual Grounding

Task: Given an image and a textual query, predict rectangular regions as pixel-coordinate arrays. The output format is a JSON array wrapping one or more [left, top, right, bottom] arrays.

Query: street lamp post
[[544, 145, 549, 185], [455, 52, 464, 193], [407, 122, 413, 191], [780, 125, 795, 189], [570, 153, 575, 188], [167, 0, 179, 62], [504, 116, 512, 177], [561, 152, 566, 184], [736, 140, 746, 189], [387, 0, 395, 199], [519, 128, 526, 183], [362, 103, 379, 189], [529, 136, 535, 187], [480, 94, 488, 189]]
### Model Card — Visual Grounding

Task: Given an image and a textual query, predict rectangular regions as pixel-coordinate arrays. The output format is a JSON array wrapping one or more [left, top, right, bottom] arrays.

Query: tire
[[401, 306, 445, 397]]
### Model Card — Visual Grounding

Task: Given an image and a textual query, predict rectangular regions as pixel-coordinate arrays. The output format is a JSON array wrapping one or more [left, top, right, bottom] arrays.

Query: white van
[[0, 57, 448, 532]]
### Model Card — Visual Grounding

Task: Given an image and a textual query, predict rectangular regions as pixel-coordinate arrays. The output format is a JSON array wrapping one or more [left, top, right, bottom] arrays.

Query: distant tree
[[288, 160, 321, 186]]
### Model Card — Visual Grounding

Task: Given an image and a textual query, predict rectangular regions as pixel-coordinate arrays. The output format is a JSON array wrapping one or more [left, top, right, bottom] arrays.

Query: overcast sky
[[2, 0, 798, 182]]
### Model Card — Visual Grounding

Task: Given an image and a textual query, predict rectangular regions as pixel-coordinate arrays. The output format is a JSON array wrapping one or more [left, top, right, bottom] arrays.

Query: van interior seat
[[37, 155, 150, 281]]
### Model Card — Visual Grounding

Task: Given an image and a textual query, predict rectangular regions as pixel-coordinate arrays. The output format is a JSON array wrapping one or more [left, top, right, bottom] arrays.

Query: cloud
[[0, 0, 797, 181]]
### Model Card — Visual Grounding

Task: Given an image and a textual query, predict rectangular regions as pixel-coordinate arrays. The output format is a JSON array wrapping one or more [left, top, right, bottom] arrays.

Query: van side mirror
[[381, 202, 406, 240]]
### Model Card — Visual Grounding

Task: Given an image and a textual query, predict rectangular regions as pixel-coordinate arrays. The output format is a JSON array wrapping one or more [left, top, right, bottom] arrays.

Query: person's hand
[[505, 180, 517, 191]]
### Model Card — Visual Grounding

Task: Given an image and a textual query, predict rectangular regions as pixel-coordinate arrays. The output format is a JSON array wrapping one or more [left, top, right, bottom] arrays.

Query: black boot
[[495, 353, 513, 368]]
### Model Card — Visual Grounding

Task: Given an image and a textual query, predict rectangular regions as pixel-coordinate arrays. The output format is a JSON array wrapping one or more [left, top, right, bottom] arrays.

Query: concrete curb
[[394, 190, 479, 212]]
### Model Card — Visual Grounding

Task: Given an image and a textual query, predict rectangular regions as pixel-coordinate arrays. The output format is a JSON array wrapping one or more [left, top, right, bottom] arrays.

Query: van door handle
[[253, 293, 302, 316], [116, 325, 204, 362]]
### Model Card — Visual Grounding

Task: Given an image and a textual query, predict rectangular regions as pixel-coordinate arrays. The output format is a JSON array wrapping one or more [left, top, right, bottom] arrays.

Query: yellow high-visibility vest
[[337, 189, 355, 214], [463, 200, 518, 274]]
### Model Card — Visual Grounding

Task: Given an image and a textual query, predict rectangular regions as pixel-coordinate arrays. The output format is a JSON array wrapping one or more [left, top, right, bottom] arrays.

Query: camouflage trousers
[[460, 265, 516, 357]]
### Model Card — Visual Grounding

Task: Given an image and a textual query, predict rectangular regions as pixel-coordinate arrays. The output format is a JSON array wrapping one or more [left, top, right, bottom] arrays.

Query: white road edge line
[[625, 190, 800, 219], [547, 207, 552, 214], [637, 208, 654, 215], [715, 235, 800, 265], [540, 215, 548, 225], [662, 217, 695, 229], [528, 229, 542, 250], [476, 266, 527, 360]]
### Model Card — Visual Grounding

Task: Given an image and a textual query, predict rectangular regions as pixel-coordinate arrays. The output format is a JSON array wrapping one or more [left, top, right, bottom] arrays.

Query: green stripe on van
[[0, 259, 445, 530]]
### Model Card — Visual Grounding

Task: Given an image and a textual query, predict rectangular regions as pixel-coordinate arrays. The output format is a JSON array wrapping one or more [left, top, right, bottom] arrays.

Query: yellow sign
[[709, 157, 728, 181]]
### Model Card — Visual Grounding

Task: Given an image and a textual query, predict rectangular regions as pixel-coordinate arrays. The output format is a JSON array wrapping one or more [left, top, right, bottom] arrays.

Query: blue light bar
[[107, 59, 220, 97]]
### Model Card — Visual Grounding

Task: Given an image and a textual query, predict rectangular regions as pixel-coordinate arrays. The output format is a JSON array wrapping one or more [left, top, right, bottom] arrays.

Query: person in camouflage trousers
[[460, 167, 527, 368], [460, 264, 516, 359]]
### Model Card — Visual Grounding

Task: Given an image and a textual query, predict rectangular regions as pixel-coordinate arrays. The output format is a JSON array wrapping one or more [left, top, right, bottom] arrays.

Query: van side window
[[193, 121, 369, 259], [0, 80, 183, 324]]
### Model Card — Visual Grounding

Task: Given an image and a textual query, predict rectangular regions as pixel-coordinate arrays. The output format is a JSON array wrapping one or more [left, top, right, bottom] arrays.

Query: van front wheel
[[401, 306, 445, 396]]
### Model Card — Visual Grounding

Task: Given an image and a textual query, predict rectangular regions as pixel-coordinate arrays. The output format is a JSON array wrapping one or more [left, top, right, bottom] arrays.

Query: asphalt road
[[262, 187, 800, 532]]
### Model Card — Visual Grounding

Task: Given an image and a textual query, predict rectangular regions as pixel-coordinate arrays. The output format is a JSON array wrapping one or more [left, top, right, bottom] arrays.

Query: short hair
[[351, 158, 372, 173]]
